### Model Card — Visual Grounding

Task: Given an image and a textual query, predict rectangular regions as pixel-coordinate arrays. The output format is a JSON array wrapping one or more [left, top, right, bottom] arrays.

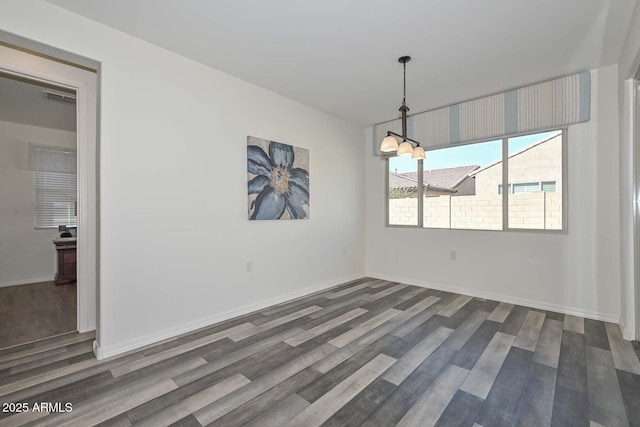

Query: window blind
[[373, 71, 591, 155], [35, 171, 77, 228], [29, 143, 76, 174], [29, 144, 77, 228]]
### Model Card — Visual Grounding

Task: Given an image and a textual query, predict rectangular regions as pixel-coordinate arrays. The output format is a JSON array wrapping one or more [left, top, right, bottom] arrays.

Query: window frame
[[385, 128, 568, 234]]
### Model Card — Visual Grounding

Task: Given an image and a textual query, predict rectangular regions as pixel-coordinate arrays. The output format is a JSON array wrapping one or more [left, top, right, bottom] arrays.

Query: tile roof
[[388, 172, 419, 190], [390, 165, 480, 191]]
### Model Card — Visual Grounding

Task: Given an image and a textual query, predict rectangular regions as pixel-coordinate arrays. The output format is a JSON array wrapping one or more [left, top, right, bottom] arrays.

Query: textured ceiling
[[47, 0, 636, 126]]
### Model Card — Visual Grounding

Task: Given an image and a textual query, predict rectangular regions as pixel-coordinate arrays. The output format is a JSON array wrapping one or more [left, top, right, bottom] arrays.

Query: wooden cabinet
[[53, 238, 76, 285]]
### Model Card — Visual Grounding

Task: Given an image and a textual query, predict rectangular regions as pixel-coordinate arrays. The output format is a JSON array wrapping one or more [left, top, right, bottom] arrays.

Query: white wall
[[0, 120, 76, 286], [618, 1, 640, 339], [366, 65, 621, 322], [0, 0, 365, 357]]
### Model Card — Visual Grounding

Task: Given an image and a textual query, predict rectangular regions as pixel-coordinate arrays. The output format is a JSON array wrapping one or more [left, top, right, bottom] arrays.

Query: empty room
[[1, 1, 640, 426]]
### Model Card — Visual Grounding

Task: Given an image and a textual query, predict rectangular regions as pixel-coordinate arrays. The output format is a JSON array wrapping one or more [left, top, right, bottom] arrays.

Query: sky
[[389, 130, 561, 173]]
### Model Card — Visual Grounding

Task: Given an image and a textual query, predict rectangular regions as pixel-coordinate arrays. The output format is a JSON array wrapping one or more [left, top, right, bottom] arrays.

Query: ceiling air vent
[[42, 90, 76, 105]]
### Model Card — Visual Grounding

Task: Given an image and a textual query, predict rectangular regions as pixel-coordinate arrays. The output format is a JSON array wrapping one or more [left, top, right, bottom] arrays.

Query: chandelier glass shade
[[397, 141, 414, 156], [380, 135, 399, 153]]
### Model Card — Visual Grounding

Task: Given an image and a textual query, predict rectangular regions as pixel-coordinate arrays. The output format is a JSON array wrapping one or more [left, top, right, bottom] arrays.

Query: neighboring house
[[470, 133, 562, 195], [389, 165, 480, 197]]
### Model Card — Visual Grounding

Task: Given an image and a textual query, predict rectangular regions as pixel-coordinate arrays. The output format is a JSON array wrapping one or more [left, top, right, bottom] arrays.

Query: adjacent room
[[0, 72, 78, 347], [0, 0, 639, 426]]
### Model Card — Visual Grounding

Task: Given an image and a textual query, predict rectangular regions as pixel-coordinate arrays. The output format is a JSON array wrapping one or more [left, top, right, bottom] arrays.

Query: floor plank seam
[[1, 277, 638, 427]]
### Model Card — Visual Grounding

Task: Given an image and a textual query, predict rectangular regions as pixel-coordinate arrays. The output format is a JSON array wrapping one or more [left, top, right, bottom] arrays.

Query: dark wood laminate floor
[[0, 278, 638, 426], [0, 281, 76, 349]]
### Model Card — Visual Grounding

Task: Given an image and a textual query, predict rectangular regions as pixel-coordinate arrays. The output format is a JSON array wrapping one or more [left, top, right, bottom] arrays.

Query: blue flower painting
[[247, 136, 309, 220]]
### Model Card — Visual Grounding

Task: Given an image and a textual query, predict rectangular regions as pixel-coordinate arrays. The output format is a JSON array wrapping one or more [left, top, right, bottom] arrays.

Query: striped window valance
[[373, 71, 591, 155]]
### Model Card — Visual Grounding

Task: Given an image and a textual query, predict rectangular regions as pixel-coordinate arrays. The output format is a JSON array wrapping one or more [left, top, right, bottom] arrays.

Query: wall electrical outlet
[[246, 260, 253, 272], [342, 247, 346, 256], [450, 250, 457, 260]]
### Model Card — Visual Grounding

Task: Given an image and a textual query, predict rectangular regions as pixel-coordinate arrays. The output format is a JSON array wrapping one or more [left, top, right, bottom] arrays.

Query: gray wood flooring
[[0, 277, 638, 426], [0, 281, 76, 348]]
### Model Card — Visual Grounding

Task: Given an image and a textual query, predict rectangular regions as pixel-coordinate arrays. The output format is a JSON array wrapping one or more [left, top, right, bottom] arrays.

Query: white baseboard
[[368, 272, 620, 324], [94, 273, 364, 360], [619, 317, 637, 341], [0, 276, 54, 288]]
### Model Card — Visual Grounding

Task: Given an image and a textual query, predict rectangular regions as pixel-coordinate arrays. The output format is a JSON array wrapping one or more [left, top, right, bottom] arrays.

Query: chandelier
[[379, 56, 425, 159]]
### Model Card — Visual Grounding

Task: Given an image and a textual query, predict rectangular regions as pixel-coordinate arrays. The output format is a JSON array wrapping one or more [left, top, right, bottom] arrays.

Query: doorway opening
[[0, 71, 78, 347], [0, 39, 98, 352]]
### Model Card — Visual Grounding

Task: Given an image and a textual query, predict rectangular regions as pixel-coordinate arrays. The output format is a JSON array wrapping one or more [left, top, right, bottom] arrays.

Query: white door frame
[[0, 44, 98, 334], [636, 77, 640, 340]]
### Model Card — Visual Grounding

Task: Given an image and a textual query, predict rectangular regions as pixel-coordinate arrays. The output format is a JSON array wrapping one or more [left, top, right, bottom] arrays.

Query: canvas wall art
[[247, 136, 309, 220]]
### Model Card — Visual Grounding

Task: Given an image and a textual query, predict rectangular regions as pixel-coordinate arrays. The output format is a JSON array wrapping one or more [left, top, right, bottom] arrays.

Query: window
[[497, 184, 512, 195], [386, 129, 565, 231], [29, 144, 77, 229], [513, 182, 539, 193], [507, 132, 563, 230], [388, 156, 419, 226], [422, 139, 502, 231], [499, 181, 556, 194]]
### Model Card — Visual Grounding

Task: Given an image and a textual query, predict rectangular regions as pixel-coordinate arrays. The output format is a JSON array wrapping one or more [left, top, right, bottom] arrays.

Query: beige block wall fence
[[389, 193, 562, 230]]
